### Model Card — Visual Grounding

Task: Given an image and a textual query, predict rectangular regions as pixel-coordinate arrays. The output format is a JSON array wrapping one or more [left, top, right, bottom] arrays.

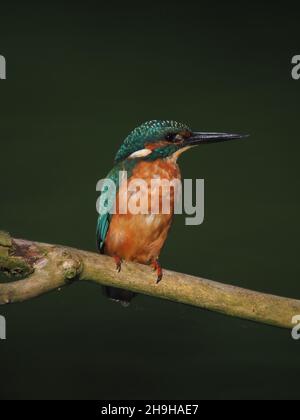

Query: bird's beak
[[184, 132, 249, 146]]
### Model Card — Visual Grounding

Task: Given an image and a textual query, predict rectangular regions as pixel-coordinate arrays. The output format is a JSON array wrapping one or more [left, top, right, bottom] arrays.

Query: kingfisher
[[96, 120, 247, 305]]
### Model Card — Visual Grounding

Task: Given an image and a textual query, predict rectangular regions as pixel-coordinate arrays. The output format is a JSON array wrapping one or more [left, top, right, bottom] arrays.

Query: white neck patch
[[128, 149, 152, 159]]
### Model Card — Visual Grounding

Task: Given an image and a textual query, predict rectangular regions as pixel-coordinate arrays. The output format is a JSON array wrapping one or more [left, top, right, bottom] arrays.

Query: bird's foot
[[113, 256, 122, 273], [152, 259, 163, 284]]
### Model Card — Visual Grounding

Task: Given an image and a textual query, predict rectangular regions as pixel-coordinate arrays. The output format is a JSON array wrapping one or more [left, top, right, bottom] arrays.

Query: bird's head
[[114, 120, 248, 163]]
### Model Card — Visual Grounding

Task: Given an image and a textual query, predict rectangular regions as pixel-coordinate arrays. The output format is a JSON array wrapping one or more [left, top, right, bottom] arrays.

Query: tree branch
[[0, 230, 299, 329]]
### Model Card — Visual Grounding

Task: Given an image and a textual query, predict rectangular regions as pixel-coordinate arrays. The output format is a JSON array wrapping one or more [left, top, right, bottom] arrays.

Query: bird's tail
[[104, 286, 136, 307]]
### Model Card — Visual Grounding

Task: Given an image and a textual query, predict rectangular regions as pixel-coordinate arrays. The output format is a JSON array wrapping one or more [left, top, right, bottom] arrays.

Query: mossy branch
[[0, 230, 299, 329]]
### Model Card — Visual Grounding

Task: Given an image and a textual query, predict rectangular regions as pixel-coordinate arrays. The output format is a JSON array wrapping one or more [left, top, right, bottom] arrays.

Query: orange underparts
[[104, 159, 181, 283]]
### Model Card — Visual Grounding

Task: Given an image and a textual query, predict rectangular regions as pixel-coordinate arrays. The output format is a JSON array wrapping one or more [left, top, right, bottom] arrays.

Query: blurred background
[[0, 0, 300, 400]]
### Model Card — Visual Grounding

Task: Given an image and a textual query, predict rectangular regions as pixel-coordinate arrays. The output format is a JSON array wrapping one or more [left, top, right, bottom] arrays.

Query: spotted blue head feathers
[[114, 120, 191, 163]]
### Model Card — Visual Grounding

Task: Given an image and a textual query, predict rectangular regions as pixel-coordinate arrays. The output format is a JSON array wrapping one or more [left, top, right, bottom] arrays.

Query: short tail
[[104, 286, 136, 307]]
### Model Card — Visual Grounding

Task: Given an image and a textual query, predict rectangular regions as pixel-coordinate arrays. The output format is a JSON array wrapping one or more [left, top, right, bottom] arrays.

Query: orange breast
[[104, 159, 181, 264]]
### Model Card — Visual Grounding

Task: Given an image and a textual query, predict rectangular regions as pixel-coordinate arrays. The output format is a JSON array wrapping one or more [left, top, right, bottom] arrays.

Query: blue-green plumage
[[114, 120, 191, 163], [96, 159, 135, 252]]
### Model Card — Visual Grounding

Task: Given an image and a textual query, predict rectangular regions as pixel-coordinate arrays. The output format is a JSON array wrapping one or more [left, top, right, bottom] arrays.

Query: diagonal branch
[[0, 230, 299, 329]]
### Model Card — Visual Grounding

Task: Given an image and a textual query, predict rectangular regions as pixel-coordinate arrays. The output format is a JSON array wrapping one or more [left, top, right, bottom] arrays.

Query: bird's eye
[[165, 133, 177, 142]]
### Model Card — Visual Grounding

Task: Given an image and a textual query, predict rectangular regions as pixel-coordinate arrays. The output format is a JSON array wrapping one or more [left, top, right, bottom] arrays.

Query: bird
[[96, 120, 247, 306]]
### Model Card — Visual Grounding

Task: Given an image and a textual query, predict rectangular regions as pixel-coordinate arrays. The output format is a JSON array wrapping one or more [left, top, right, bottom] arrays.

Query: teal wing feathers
[[96, 212, 111, 253], [96, 159, 136, 252]]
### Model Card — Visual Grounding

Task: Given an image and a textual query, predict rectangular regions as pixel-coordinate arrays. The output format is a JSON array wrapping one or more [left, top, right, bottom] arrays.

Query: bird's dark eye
[[165, 133, 177, 142]]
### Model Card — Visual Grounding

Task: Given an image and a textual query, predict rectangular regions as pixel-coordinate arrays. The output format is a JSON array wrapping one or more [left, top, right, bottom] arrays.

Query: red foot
[[114, 256, 122, 273], [152, 259, 163, 284]]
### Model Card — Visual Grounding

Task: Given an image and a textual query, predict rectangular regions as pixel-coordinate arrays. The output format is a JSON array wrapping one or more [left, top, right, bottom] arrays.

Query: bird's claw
[[152, 259, 163, 284], [156, 273, 163, 284], [113, 256, 122, 273]]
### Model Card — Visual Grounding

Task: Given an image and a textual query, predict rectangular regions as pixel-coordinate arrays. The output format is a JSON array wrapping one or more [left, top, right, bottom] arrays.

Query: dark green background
[[0, 1, 299, 400]]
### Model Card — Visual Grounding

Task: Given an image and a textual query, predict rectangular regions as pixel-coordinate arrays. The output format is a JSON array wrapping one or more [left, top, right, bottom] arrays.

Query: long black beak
[[185, 132, 249, 146]]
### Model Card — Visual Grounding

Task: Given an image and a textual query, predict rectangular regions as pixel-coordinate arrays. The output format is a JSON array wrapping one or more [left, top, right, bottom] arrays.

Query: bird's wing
[[96, 210, 111, 253], [96, 160, 135, 252], [96, 166, 119, 252]]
